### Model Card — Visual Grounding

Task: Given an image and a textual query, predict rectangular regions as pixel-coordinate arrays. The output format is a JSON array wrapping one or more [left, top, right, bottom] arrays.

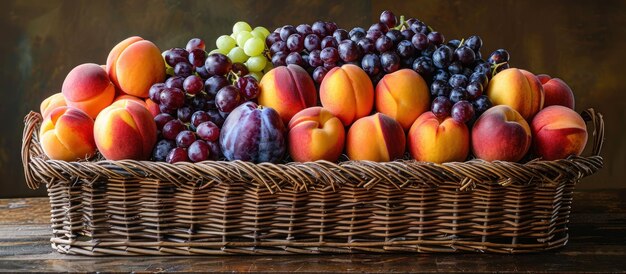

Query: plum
[[220, 102, 287, 163]]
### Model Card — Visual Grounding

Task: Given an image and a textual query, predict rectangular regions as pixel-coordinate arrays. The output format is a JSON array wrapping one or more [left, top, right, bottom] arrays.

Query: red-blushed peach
[[471, 105, 532, 162], [106, 36, 166, 98], [531, 106, 587, 160], [376, 69, 430, 131], [258, 64, 317, 124], [113, 95, 160, 117], [346, 113, 405, 162], [94, 99, 157, 160], [288, 107, 345, 162], [40, 93, 66, 118], [408, 112, 469, 163], [61, 63, 116, 119], [536, 74, 575, 109], [487, 68, 544, 121], [39, 106, 96, 161], [320, 64, 374, 126]]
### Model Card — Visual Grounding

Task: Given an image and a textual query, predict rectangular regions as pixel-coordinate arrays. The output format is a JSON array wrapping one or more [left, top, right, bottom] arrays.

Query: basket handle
[[581, 108, 604, 157], [22, 111, 43, 189]]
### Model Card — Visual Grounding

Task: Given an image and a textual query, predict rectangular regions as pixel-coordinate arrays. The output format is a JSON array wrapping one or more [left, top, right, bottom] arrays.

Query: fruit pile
[[37, 11, 588, 166]]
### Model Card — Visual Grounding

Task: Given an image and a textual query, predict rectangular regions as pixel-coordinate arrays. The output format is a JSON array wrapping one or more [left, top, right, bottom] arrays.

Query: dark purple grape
[[312, 66, 329, 83], [473, 95, 493, 114], [493, 62, 510, 75], [308, 50, 323, 67], [466, 81, 483, 100], [396, 40, 416, 59], [206, 109, 225, 127], [304, 34, 321, 51], [427, 31, 444, 45], [320, 36, 338, 49], [447, 39, 461, 49], [162, 119, 187, 140], [165, 76, 184, 90], [158, 105, 175, 116], [188, 48, 207, 67], [449, 87, 468, 103], [380, 51, 400, 73], [163, 48, 189, 67], [455, 46, 476, 66], [159, 87, 185, 109], [361, 53, 381, 76], [177, 106, 193, 123], [470, 72, 489, 88], [375, 36, 393, 53], [451, 100, 475, 123], [411, 33, 429, 51], [320, 47, 339, 64], [152, 139, 176, 162], [432, 45, 453, 69], [323, 62, 337, 70], [286, 33, 304, 52], [215, 86, 242, 113], [412, 56, 434, 78], [447, 61, 464, 75], [433, 69, 450, 82], [369, 22, 389, 34], [271, 51, 288, 67], [166, 147, 189, 163], [449, 74, 469, 88], [188, 140, 210, 163], [207, 141, 221, 160], [204, 75, 229, 97], [265, 32, 282, 47], [174, 62, 193, 78], [279, 25, 297, 41], [385, 29, 403, 45], [231, 62, 249, 76], [432, 96, 452, 119], [186, 38, 205, 51], [338, 40, 361, 62], [430, 80, 452, 97], [410, 21, 429, 34], [465, 35, 483, 52], [296, 24, 313, 36], [154, 113, 174, 131], [379, 10, 397, 29], [312, 21, 328, 37], [401, 29, 415, 41], [401, 56, 415, 69], [270, 41, 287, 55], [286, 52, 305, 67], [205, 53, 232, 76], [406, 18, 417, 26], [235, 76, 260, 100], [191, 110, 210, 130], [357, 38, 375, 54], [349, 27, 367, 42], [325, 21, 338, 33], [366, 29, 384, 42], [462, 67, 473, 78], [488, 49, 510, 64], [183, 75, 204, 95], [176, 130, 196, 148], [333, 29, 349, 44], [149, 83, 166, 103], [195, 65, 210, 79], [421, 44, 436, 57], [474, 62, 491, 75], [196, 121, 220, 142]]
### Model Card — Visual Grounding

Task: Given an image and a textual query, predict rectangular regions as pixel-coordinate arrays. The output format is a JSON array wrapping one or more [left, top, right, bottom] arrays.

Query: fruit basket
[[21, 108, 603, 255]]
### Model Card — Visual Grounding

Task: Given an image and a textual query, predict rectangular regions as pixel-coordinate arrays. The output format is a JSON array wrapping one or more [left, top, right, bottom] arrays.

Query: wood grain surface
[[0, 190, 624, 272], [2, 0, 625, 198]]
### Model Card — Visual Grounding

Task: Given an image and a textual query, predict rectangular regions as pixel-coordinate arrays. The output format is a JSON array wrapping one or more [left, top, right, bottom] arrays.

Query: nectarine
[[39, 106, 96, 161], [346, 113, 405, 162], [471, 105, 532, 162], [320, 64, 374, 126], [408, 112, 469, 163], [531, 106, 587, 160], [288, 107, 345, 162], [376, 69, 430, 131]]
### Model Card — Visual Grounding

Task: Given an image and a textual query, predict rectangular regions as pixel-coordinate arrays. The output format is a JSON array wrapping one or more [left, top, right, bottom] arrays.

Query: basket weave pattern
[[21, 109, 604, 255]]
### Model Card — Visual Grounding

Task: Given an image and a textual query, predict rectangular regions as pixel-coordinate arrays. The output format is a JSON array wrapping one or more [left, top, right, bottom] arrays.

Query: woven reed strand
[[22, 109, 604, 255]]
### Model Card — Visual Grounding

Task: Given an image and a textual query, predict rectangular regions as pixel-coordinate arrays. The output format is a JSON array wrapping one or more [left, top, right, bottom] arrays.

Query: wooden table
[[1, 190, 625, 273]]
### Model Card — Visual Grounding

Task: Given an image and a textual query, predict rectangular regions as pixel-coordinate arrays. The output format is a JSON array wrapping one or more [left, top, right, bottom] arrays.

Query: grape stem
[[228, 70, 240, 84], [491, 61, 509, 75], [395, 15, 406, 31]]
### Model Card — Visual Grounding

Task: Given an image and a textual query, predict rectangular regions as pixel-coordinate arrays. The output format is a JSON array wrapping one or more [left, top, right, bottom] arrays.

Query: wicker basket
[[21, 109, 604, 255]]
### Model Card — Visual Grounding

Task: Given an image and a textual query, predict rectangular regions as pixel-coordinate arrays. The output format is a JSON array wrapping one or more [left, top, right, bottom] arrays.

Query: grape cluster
[[151, 38, 261, 163], [266, 11, 512, 124], [210, 21, 273, 81]]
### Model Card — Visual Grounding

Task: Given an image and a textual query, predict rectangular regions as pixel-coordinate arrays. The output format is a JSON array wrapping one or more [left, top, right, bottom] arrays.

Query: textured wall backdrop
[[1, 0, 624, 198]]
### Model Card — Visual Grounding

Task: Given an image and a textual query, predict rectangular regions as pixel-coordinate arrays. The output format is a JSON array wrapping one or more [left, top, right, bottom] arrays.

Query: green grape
[[210, 48, 229, 55], [243, 37, 265, 56], [250, 29, 265, 39], [236, 31, 253, 48], [228, 47, 249, 63], [246, 55, 267, 72], [249, 71, 263, 81], [216, 35, 236, 51], [253, 26, 270, 38], [230, 33, 237, 41], [232, 21, 252, 34]]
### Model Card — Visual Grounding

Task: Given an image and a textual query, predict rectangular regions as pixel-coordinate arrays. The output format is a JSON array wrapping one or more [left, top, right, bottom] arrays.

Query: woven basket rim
[[21, 109, 604, 192]]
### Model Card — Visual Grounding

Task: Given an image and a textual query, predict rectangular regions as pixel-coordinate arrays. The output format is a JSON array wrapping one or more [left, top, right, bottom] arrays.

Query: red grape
[[162, 119, 187, 140], [174, 62, 193, 77], [163, 48, 188, 67], [270, 41, 287, 55], [286, 34, 304, 52], [379, 10, 397, 29], [149, 83, 166, 103], [159, 87, 185, 109], [176, 130, 196, 148], [235, 76, 260, 100], [312, 66, 329, 84], [296, 24, 313, 36], [177, 106, 193, 123], [188, 140, 210, 163], [205, 53, 232, 76], [154, 113, 174, 130], [204, 75, 229, 97], [186, 38, 205, 51], [183, 75, 204, 95], [196, 121, 220, 142], [451, 100, 475, 123], [215, 86, 242, 113], [279, 25, 297, 41], [166, 147, 189, 163], [152, 139, 176, 162], [432, 96, 452, 119], [165, 76, 184, 90], [191, 111, 210, 130], [188, 48, 208, 67]]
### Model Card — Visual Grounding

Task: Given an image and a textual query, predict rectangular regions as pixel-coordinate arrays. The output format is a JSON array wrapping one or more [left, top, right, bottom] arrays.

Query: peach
[[531, 106, 587, 160], [61, 63, 116, 119], [487, 68, 544, 121], [376, 69, 430, 131], [39, 106, 96, 161], [536, 74, 575, 109], [408, 112, 469, 163], [320, 64, 374, 126], [113, 95, 160, 117], [258, 64, 317, 124], [144, 98, 160, 117], [40, 93, 66, 118], [471, 105, 532, 162], [346, 113, 405, 162], [288, 107, 345, 162], [94, 99, 157, 160], [106, 36, 166, 98]]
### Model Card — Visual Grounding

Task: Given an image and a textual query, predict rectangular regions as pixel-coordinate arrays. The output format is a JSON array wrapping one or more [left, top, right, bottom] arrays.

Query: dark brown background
[[1, 0, 624, 198]]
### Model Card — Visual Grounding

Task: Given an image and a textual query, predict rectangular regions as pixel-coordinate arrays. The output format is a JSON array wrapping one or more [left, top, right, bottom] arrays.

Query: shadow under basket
[[21, 109, 604, 255]]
